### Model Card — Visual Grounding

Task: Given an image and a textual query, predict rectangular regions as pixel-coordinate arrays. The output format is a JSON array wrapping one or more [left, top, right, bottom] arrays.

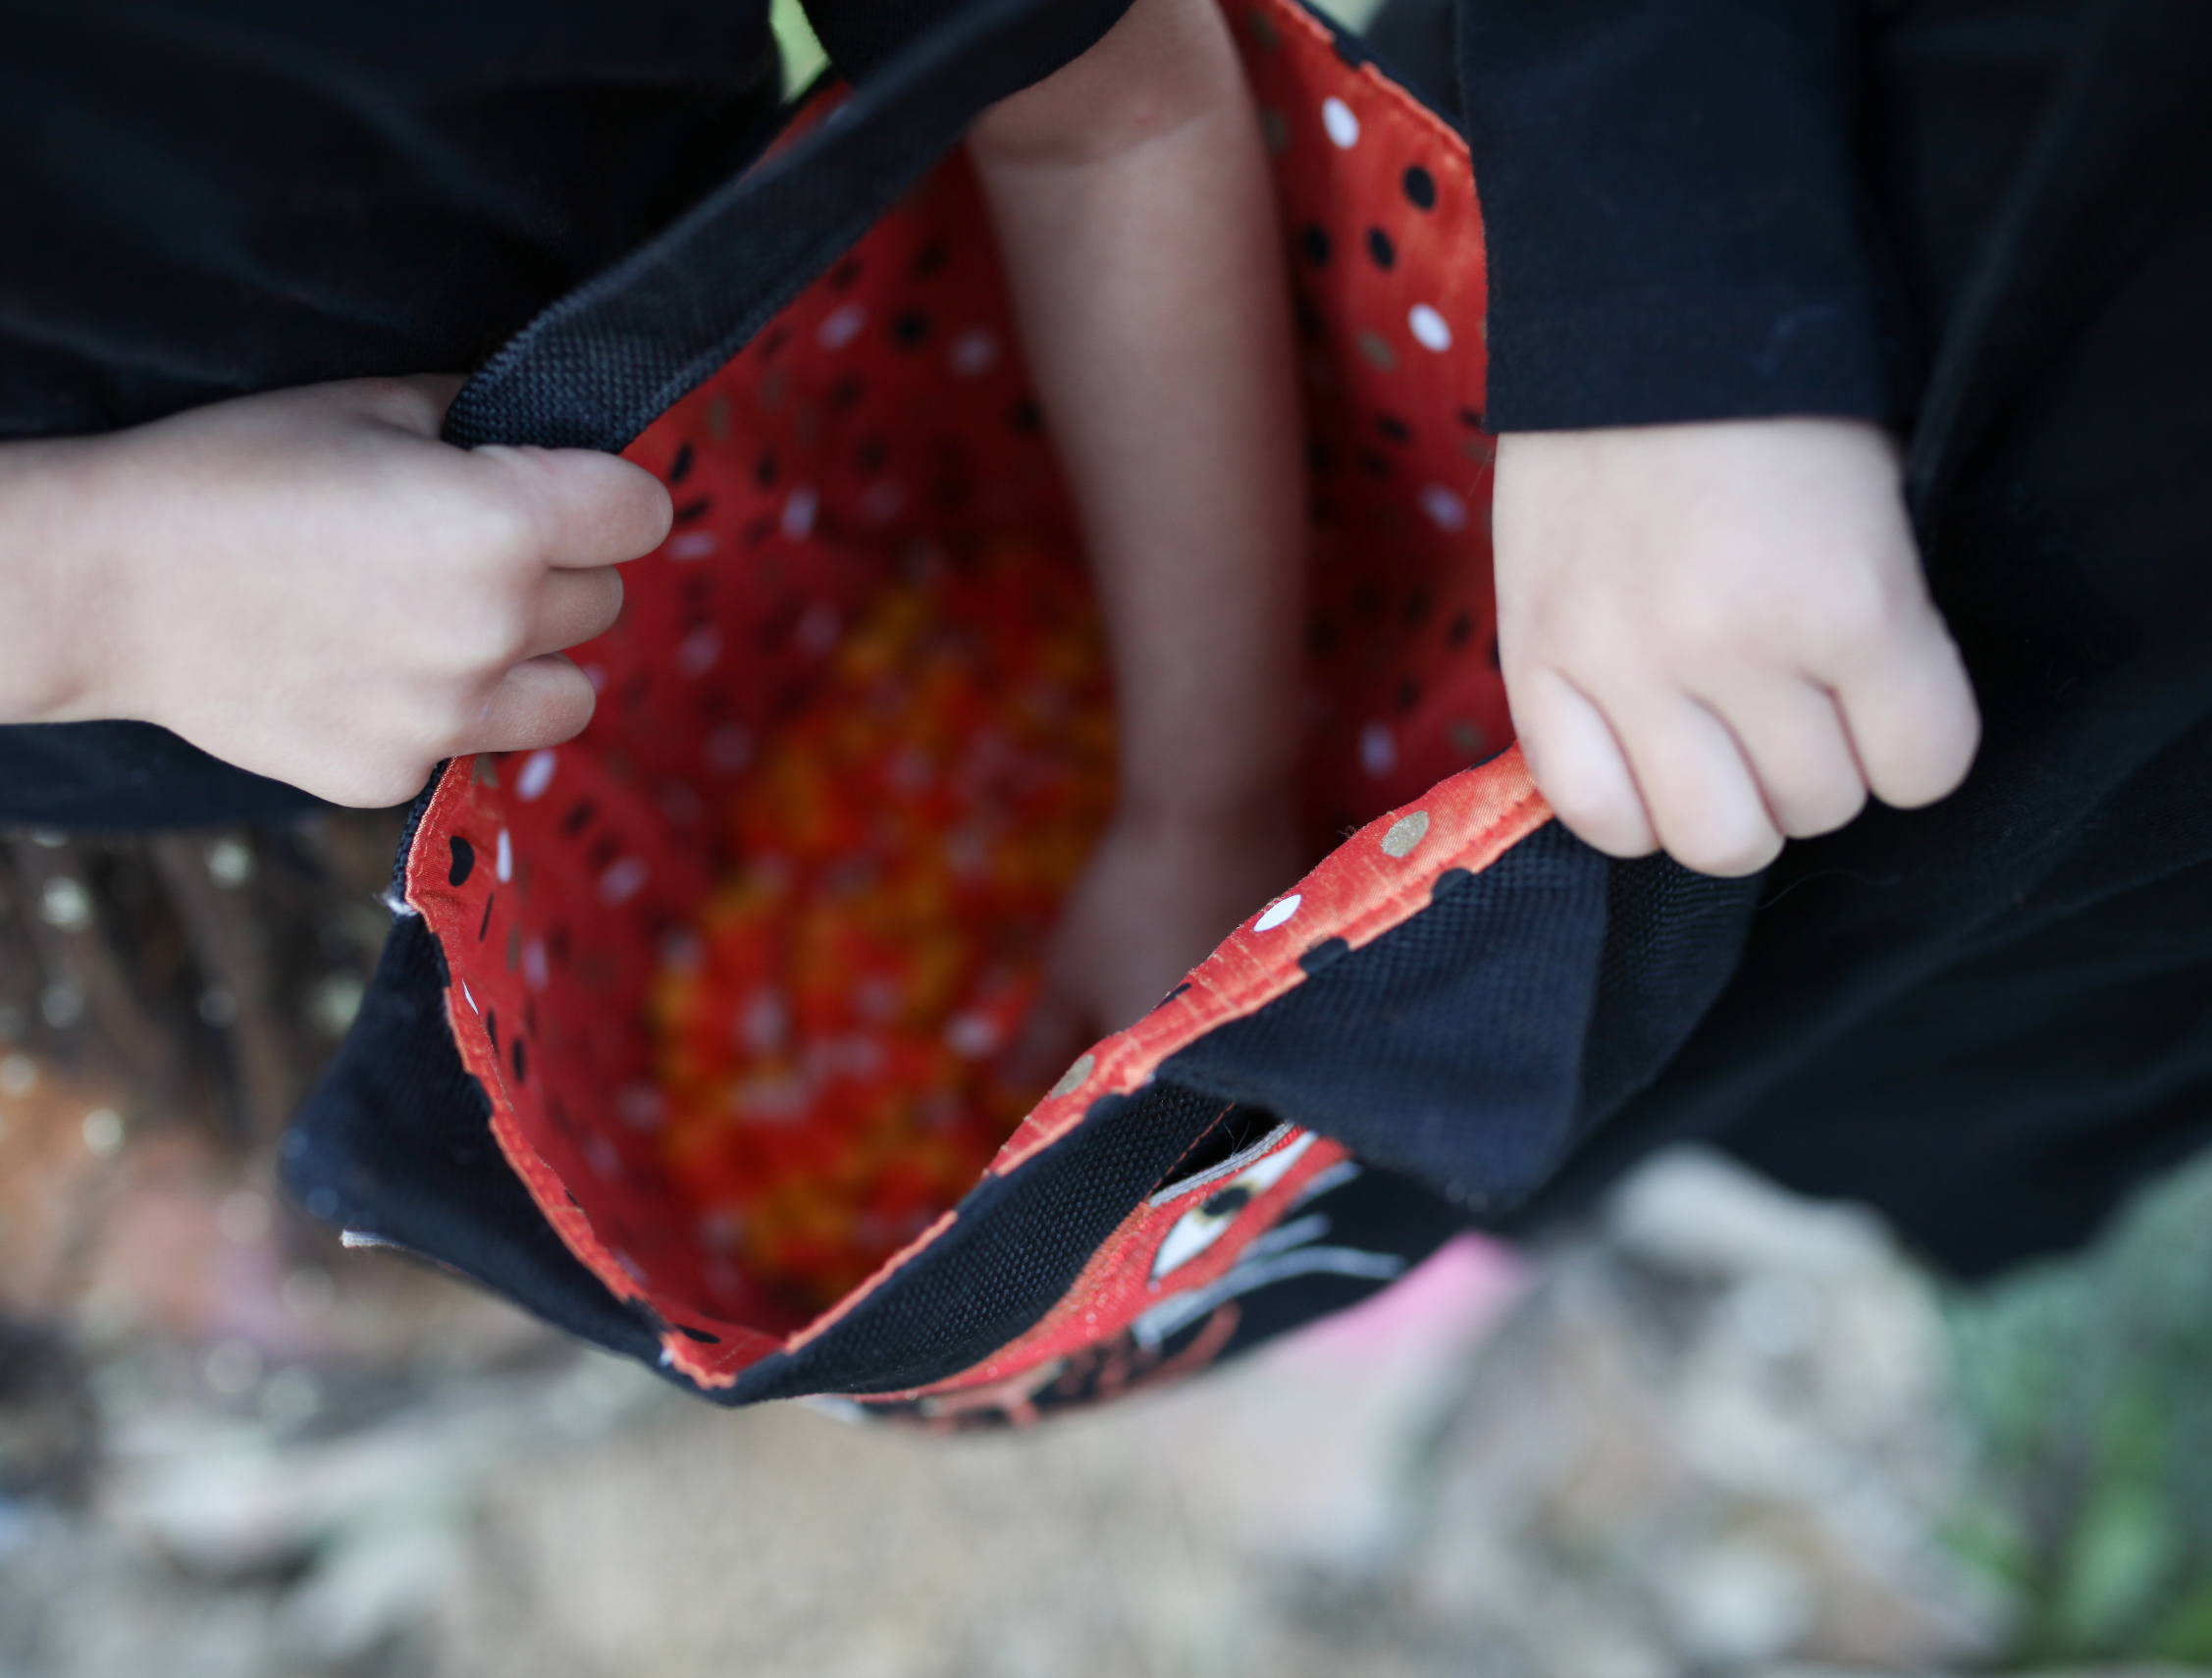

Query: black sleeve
[[1457, 0, 1920, 431]]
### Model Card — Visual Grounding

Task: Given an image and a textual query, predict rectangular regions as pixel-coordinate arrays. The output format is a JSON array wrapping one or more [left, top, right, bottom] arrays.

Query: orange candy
[[647, 535, 1116, 1318]]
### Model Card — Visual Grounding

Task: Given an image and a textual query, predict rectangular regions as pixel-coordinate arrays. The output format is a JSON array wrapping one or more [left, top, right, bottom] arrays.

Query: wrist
[[0, 434, 126, 724]]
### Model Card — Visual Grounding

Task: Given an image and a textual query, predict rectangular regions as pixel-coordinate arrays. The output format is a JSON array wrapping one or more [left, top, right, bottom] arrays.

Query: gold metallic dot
[[1049, 1052, 1096, 1100], [1381, 811, 1431, 858]]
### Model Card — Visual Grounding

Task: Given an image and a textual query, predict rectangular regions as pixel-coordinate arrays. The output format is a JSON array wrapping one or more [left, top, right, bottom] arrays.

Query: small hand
[[33, 377, 671, 807], [1008, 790, 1306, 1086], [1493, 417, 1980, 876]]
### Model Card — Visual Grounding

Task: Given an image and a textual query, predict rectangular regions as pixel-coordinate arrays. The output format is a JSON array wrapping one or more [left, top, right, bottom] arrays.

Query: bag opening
[[382, 0, 1510, 1390]]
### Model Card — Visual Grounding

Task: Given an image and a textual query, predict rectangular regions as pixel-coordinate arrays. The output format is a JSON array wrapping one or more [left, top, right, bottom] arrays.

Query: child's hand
[[1009, 790, 1305, 1085], [1493, 418, 1980, 876], [4, 377, 670, 807]]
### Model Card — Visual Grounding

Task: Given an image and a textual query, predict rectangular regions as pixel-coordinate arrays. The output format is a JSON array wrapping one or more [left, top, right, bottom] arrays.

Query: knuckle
[[1667, 808, 1780, 877], [1782, 779, 1867, 839]]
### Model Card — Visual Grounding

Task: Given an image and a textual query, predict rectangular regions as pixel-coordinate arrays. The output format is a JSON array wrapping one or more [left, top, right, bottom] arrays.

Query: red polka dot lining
[[398, 0, 1534, 1395]]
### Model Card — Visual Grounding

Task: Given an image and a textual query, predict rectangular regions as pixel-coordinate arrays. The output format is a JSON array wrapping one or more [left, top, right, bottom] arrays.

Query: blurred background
[[7, 4, 2212, 1674], [7, 772, 2212, 1678]]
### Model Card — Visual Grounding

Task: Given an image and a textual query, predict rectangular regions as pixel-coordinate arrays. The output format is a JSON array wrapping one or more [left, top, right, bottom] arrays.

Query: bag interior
[[412, 0, 1505, 1382]]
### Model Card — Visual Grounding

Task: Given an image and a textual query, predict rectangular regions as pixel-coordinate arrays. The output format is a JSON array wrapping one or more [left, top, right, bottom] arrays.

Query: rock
[[1400, 1146, 1999, 1676]]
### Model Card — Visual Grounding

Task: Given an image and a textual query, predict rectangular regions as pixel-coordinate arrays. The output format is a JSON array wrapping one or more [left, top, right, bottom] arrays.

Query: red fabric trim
[[402, 0, 1536, 1399]]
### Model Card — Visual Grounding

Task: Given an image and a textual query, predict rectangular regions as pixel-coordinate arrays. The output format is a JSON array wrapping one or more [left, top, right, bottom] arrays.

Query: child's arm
[[1494, 419, 1979, 876], [0, 378, 670, 808], [969, 0, 1307, 1063], [1456, 0, 1980, 875]]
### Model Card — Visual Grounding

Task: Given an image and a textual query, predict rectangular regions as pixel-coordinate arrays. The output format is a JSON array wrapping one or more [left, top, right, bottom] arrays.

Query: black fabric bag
[[281, 0, 1758, 1425]]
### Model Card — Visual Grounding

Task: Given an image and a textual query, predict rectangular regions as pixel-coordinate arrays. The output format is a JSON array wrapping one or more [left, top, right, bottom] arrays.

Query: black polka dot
[[1365, 228, 1396, 270], [1203, 1185, 1253, 1218], [829, 257, 861, 290], [1299, 224, 1332, 266], [854, 437, 889, 474], [1447, 608, 1475, 648], [1396, 676, 1423, 713], [891, 310, 930, 347], [1402, 165, 1437, 210], [1357, 448, 1393, 482], [1457, 406, 1486, 430], [485, 1009, 498, 1050], [510, 1035, 527, 1085], [758, 325, 790, 360], [1306, 438, 1334, 474], [1401, 587, 1432, 625], [478, 892, 496, 941], [830, 375, 864, 412], [754, 450, 778, 487], [1375, 414, 1411, 445], [559, 799, 596, 837], [912, 239, 949, 279], [673, 497, 710, 524], [1010, 398, 1044, 436], [676, 1324, 721, 1343], [447, 836, 475, 886], [667, 442, 695, 484]]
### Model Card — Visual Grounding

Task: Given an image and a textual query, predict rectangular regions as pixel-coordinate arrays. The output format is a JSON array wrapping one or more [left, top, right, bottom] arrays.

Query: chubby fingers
[[1520, 665, 1788, 876], [524, 566, 624, 660], [467, 655, 602, 757], [1511, 666, 1658, 859], [1832, 619, 1981, 810], [472, 445, 673, 569]]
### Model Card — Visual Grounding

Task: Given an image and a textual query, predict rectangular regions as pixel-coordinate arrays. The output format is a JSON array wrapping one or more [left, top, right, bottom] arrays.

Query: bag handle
[[442, 0, 1132, 453]]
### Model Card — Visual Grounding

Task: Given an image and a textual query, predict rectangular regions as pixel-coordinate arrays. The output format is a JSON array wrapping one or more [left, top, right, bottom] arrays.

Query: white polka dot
[[1253, 893, 1303, 932], [666, 530, 718, 561], [817, 301, 867, 350], [619, 1083, 663, 1130], [859, 479, 907, 524], [1408, 303, 1452, 351], [516, 749, 557, 802], [1419, 484, 1470, 532], [599, 857, 650, 907], [1322, 96, 1359, 149], [676, 624, 723, 678], [522, 938, 550, 990], [944, 1013, 1000, 1058], [583, 664, 607, 693], [495, 827, 513, 883], [1360, 722, 1397, 778], [948, 329, 1000, 378], [796, 602, 840, 655], [781, 484, 819, 541], [587, 1135, 624, 1181], [706, 724, 754, 773]]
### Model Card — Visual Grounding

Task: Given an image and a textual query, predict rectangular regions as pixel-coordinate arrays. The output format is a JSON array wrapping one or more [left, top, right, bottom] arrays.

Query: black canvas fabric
[[442, 0, 1135, 454], [280, 909, 668, 1366], [0, 0, 1131, 831], [0, 721, 327, 832]]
